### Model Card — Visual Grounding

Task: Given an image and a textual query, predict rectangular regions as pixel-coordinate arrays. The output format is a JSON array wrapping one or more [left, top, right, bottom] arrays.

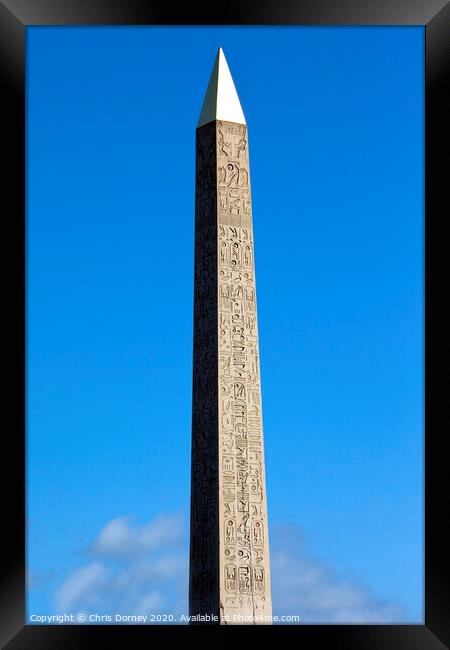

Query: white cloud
[[90, 517, 136, 557], [27, 568, 55, 589], [54, 512, 188, 621], [52, 514, 409, 624], [55, 562, 107, 612], [270, 524, 407, 623], [134, 591, 164, 617], [90, 513, 184, 559]]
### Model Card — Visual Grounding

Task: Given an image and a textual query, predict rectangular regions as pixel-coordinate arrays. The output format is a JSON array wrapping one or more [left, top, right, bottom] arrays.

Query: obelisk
[[190, 48, 272, 625]]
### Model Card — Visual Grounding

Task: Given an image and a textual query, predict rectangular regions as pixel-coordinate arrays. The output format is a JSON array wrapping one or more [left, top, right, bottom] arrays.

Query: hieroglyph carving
[[190, 120, 272, 624], [217, 121, 272, 623]]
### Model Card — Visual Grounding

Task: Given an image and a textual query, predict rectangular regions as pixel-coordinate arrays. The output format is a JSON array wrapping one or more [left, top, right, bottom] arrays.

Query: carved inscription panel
[[217, 122, 272, 623], [216, 122, 252, 229], [190, 120, 272, 624]]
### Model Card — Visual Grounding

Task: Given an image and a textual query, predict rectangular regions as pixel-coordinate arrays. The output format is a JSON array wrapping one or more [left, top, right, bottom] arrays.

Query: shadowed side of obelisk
[[189, 120, 220, 623]]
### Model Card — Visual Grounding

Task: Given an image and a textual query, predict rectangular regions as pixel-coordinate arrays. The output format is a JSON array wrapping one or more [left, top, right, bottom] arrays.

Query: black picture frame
[[1, 1, 448, 647]]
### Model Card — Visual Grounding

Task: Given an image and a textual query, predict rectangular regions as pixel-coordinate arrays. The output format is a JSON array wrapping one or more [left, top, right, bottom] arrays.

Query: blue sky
[[26, 26, 424, 624]]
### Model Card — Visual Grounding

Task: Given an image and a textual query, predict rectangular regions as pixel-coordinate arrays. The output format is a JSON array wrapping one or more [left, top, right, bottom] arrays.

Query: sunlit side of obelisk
[[189, 48, 272, 625]]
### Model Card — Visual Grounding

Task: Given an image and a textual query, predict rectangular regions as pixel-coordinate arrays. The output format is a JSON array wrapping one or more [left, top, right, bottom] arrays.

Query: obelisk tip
[[197, 48, 246, 128]]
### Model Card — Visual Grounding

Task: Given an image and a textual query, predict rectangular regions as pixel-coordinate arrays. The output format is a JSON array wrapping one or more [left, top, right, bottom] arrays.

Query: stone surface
[[190, 51, 272, 625]]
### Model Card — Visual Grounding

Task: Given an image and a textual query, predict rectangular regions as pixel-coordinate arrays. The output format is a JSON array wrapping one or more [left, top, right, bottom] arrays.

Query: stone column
[[189, 49, 272, 625]]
